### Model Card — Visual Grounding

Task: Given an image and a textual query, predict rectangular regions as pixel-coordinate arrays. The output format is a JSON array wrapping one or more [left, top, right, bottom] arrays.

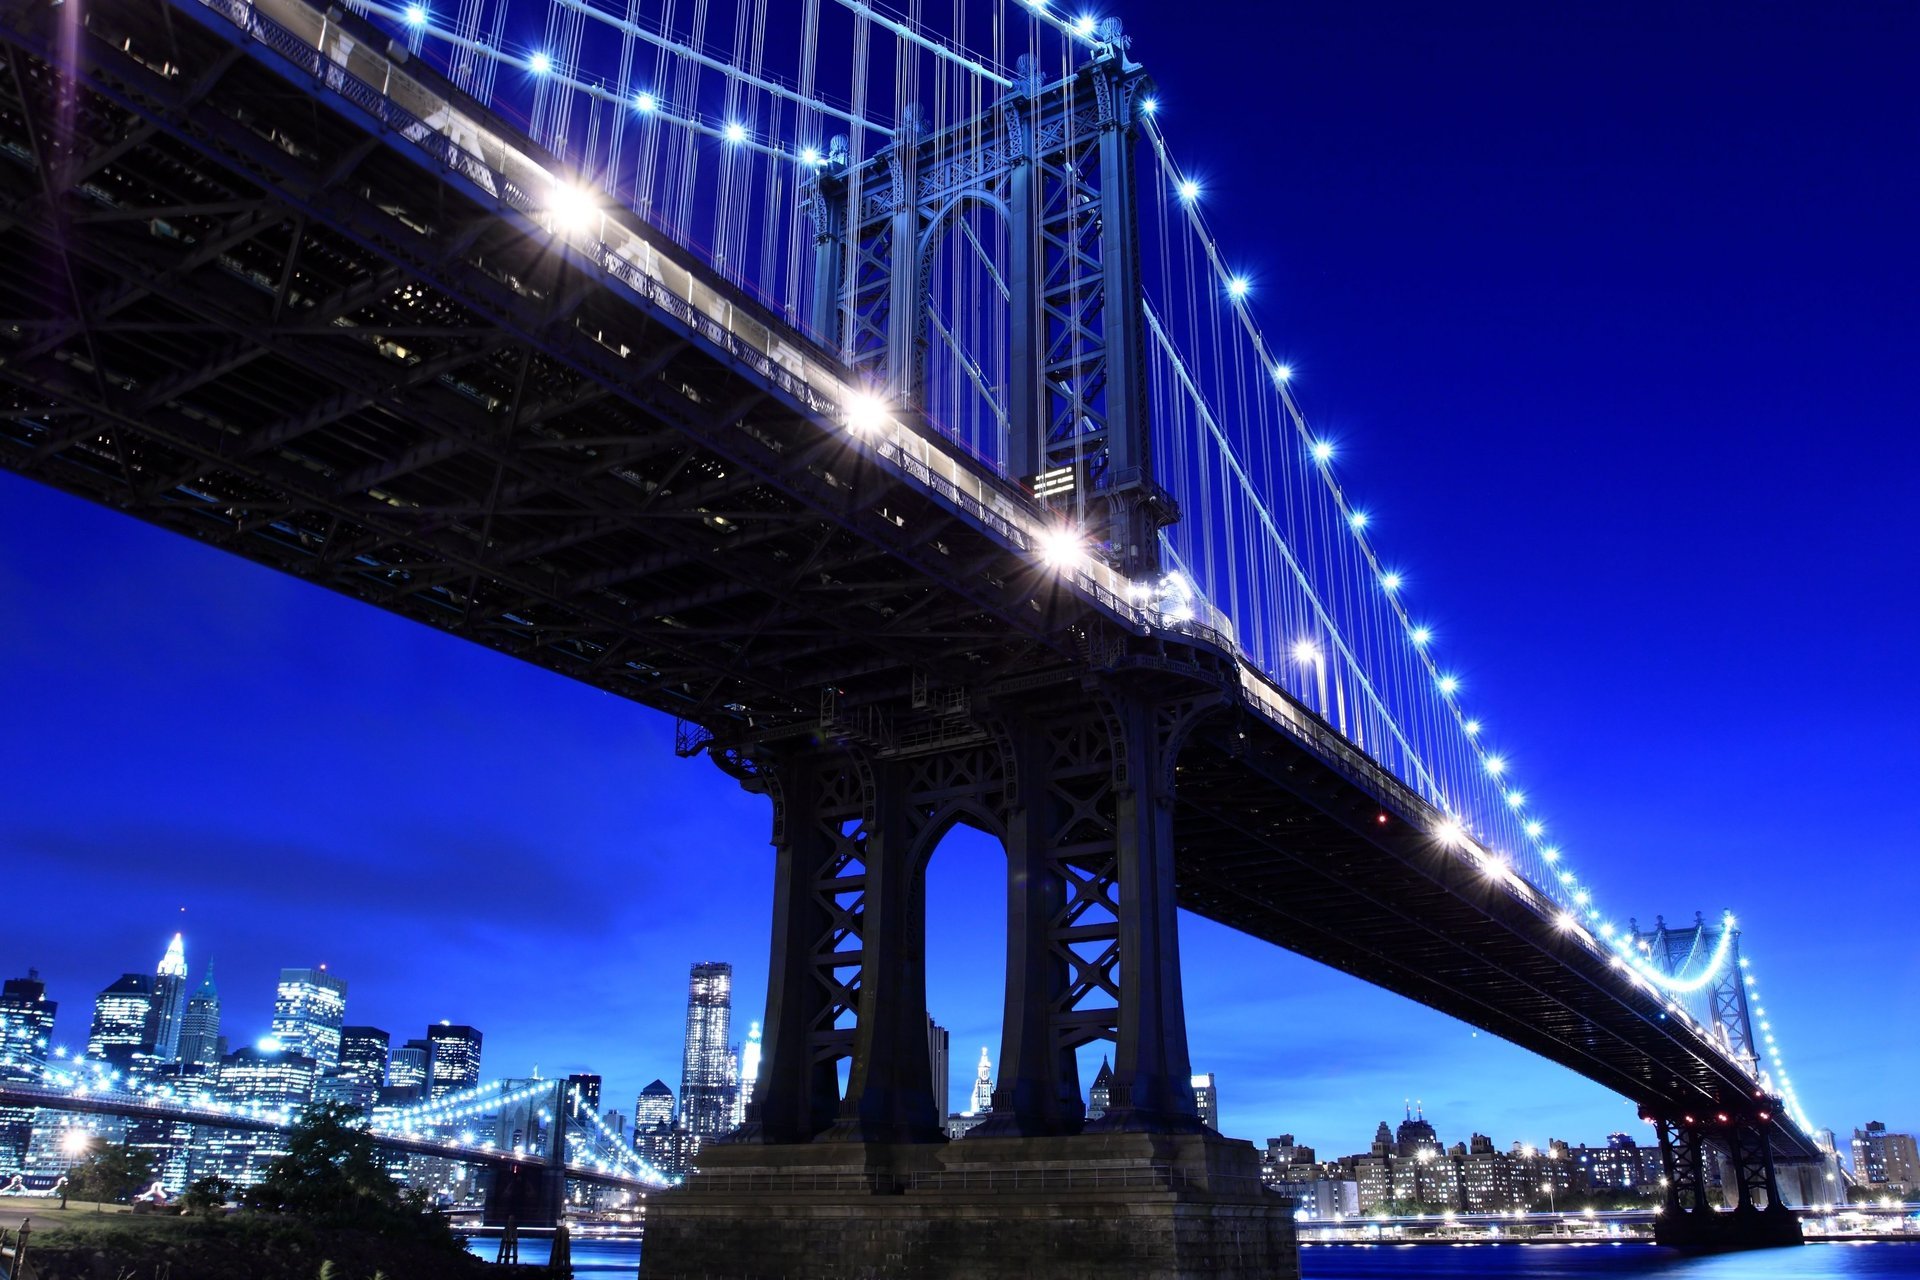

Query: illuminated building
[[150, 934, 189, 1062], [426, 1022, 483, 1097], [636, 1079, 675, 1131], [734, 1023, 763, 1128], [386, 1039, 429, 1097], [678, 963, 735, 1138], [1191, 1072, 1218, 1130], [969, 1046, 993, 1115], [567, 1073, 603, 1119], [176, 963, 222, 1071], [1853, 1122, 1920, 1193], [271, 967, 348, 1072], [87, 973, 155, 1064], [0, 971, 56, 1082], [1086, 1057, 1113, 1122], [0, 971, 57, 1172], [339, 1026, 389, 1088], [925, 1018, 947, 1120], [202, 1043, 317, 1184]]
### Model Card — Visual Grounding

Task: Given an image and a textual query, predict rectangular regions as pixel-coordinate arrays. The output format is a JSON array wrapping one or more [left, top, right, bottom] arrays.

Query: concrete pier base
[[640, 1131, 1299, 1279], [1654, 1203, 1804, 1250]]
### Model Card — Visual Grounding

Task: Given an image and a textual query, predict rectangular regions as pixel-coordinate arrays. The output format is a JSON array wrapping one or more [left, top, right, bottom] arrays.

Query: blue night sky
[[3, 0, 1916, 1158]]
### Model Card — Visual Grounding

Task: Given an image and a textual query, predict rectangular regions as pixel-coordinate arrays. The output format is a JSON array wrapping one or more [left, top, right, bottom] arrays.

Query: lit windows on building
[[0, 970, 57, 1083], [1191, 1073, 1218, 1131], [271, 967, 348, 1072], [150, 934, 189, 1063], [679, 963, 734, 1138], [426, 1022, 483, 1098], [176, 964, 223, 1071], [338, 1026, 390, 1088], [87, 973, 155, 1063]]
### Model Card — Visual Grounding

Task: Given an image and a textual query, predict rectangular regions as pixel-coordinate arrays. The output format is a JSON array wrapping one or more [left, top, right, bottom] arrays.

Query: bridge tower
[[1632, 915, 1802, 1250], [643, 24, 1295, 1280], [482, 1079, 568, 1229]]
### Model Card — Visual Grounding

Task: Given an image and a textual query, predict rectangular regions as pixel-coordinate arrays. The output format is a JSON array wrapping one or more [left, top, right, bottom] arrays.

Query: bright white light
[[1349, 512, 1369, 530], [725, 122, 747, 144], [1436, 819, 1467, 847], [634, 92, 657, 112], [1437, 674, 1459, 694], [529, 51, 552, 74], [1525, 820, 1544, 838], [1142, 97, 1158, 114], [1227, 276, 1249, 299], [1556, 912, 1576, 930], [1274, 364, 1293, 382], [1411, 626, 1431, 645], [1463, 719, 1481, 736], [1559, 871, 1575, 885], [1505, 789, 1525, 808], [1038, 526, 1088, 571], [1485, 755, 1506, 776], [801, 146, 821, 164], [1574, 890, 1591, 906], [547, 181, 599, 234], [1381, 572, 1402, 591], [1310, 440, 1334, 463], [1075, 14, 1097, 35], [1292, 640, 1323, 665], [1177, 178, 1200, 202], [404, 4, 427, 25], [844, 392, 888, 434]]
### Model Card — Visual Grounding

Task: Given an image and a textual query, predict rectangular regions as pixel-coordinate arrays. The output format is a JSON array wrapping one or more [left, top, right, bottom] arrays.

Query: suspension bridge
[[0, 0, 1818, 1273], [0, 1057, 669, 1223]]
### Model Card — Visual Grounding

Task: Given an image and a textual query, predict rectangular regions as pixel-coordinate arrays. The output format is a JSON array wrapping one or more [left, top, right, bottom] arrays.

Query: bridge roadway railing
[[186, 0, 1787, 1134]]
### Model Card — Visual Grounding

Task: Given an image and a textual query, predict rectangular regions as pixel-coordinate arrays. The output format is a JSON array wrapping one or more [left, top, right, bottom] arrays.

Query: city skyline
[[3, 0, 1917, 1159]]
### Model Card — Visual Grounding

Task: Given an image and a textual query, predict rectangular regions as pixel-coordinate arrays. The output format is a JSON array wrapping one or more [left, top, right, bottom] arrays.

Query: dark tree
[[245, 1102, 452, 1244], [64, 1142, 159, 1205]]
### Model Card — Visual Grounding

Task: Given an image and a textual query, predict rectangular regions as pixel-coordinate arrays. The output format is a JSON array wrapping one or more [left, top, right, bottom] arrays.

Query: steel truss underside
[[0, 0, 1810, 1159]]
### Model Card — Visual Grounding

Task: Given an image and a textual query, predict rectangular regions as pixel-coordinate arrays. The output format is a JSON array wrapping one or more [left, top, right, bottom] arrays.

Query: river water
[[467, 1237, 1918, 1276]]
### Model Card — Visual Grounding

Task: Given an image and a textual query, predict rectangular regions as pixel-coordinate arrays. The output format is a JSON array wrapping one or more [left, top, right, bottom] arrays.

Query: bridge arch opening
[[918, 814, 1006, 1134]]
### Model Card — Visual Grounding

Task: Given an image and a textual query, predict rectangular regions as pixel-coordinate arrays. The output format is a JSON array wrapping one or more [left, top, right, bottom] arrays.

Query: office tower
[[204, 1044, 317, 1183], [926, 1017, 948, 1119], [176, 963, 222, 1071], [426, 1022, 483, 1097], [678, 962, 735, 1138], [339, 1027, 390, 1088], [1191, 1072, 1218, 1130], [87, 973, 155, 1063], [969, 1046, 993, 1114], [636, 1079, 675, 1131], [0, 971, 57, 1082], [271, 967, 348, 1072], [567, 1073, 603, 1120], [388, 1039, 429, 1091], [735, 1020, 763, 1126], [1086, 1057, 1113, 1122], [149, 934, 189, 1061]]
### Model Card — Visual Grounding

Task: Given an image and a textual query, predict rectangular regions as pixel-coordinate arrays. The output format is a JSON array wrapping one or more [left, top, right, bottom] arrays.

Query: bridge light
[[1556, 912, 1575, 930], [1274, 363, 1293, 382], [1542, 846, 1560, 861], [724, 122, 748, 144], [1574, 890, 1590, 906], [1505, 789, 1525, 808], [1142, 97, 1158, 114], [1411, 626, 1431, 645], [1381, 571, 1402, 591], [547, 182, 599, 236], [1075, 14, 1097, 36], [801, 146, 821, 165], [1227, 276, 1249, 299], [1038, 526, 1088, 571], [1291, 640, 1323, 665], [1310, 439, 1334, 463], [1525, 820, 1544, 837], [1463, 719, 1481, 736], [404, 3, 428, 25], [1349, 511, 1369, 530], [1437, 674, 1459, 694], [529, 52, 553, 75], [1484, 755, 1505, 775], [844, 392, 888, 434], [1435, 819, 1467, 847], [1177, 178, 1201, 202], [634, 92, 658, 113]]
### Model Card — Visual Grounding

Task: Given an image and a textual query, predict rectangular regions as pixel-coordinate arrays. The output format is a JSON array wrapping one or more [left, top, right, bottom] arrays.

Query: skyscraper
[[87, 973, 155, 1063], [0, 971, 57, 1082], [392, 1040, 430, 1085], [1086, 1057, 1113, 1122], [926, 1017, 949, 1119], [635, 1079, 675, 1131], [271, 967, 348, 1072], [678, 962, 735, 1138], [426, 1022, 483, 1097], [1191, 1072, 1218, 1131], [149, 934, 189, 1062], [175, 963, 222, 1071], [338, 1027, 390, 1088], [969, 1046, 993, 1114], [735, 1020, 763, 1127]]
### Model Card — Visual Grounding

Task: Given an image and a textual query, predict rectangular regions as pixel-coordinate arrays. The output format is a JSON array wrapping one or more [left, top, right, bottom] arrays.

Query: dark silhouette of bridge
[[0, 0, 1814, 1272]]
